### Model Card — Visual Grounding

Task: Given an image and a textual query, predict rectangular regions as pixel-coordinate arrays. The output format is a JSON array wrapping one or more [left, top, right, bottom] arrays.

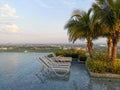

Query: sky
[[0, 0, 106, 44]]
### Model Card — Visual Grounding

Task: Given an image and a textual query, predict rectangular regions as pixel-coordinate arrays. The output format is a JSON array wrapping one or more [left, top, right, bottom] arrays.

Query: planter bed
[[86, 66, 120, 82]]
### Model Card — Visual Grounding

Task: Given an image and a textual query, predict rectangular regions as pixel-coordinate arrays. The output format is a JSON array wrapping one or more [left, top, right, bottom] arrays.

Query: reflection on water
[[88, 78, 120, 90], [0, 52, 47, 90], [0, 53, 20, 71], [0, 53, 44, 73]]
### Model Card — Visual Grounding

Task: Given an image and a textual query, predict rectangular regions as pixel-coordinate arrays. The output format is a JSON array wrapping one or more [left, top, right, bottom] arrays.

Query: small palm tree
[[65, 9, 102, 58]]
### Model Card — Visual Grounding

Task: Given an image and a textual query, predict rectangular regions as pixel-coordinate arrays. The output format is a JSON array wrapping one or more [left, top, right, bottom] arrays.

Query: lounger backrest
[[44, 56, 57, 64], [42, 56, 53, 65], [39, 57, 49, 68]]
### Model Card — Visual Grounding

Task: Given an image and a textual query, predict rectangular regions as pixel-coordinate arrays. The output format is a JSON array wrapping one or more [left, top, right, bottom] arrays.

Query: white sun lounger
[[44, 56, 71, 67], [47, 53, 72, 62], [38, 57, 70, 78]]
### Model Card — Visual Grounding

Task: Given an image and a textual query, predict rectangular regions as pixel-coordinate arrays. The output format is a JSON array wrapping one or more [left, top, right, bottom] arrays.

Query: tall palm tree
[[107, 37, 113, 57], [65, 9, 102, 58], [92, 0, 120, 61], [92, 2, 112, 58]]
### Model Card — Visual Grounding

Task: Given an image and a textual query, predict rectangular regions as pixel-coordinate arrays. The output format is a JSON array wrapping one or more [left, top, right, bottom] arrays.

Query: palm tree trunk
[[107, 38, 112, 57], [111, 38, 117, 62], [87, 41, 93, 58]]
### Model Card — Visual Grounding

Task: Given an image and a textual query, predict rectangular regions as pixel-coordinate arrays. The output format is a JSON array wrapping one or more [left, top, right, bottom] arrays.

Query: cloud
[[5, 24, 20, 33], [0, 4, 19, 18], [0, 4, 21, 34], [0, 24, 20, 33]]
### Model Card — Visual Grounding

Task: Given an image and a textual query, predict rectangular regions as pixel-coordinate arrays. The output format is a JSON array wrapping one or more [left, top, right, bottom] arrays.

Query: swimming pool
[[0, 52, 120, 90]]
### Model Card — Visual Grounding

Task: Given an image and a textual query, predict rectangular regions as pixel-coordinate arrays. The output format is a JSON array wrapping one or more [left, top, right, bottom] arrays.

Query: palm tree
[[107, 37, 113, 57], [92, 2, 112, 58], [92, 0, 120, 61], [65, 9, 102, 58]]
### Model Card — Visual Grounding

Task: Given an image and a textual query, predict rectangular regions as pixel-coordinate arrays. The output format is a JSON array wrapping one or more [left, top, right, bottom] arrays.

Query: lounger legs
[[36, 67, 70, 82]]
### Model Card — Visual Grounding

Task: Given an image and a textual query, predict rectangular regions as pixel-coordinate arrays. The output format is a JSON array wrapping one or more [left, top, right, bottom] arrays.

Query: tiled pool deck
[[0, 53, 120, 90]]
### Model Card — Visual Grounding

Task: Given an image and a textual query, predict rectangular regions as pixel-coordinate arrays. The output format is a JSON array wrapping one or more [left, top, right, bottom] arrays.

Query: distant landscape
[[0, 43, 120, 54]]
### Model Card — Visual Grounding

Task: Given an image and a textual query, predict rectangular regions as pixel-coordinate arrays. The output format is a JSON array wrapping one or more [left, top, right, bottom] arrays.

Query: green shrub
[[118, 52, 120, 58], [86, 53, 120, 74], [77, 50, 87, 61], [86, 58, 111, 73], [112, 61, 120, 74], [54, 49, 86, 58], [92, 52, 111, 61]]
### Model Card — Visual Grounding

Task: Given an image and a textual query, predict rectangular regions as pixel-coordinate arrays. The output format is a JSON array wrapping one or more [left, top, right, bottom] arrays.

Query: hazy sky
[[0, 0, 101, 44]]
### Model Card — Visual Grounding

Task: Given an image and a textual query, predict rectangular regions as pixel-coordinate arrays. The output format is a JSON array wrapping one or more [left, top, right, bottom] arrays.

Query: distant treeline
[[0, 46, 60, 52]]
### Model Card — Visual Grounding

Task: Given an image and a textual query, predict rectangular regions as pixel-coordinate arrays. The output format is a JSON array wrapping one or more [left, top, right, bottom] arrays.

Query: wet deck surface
[[0, 53, 120, 90]]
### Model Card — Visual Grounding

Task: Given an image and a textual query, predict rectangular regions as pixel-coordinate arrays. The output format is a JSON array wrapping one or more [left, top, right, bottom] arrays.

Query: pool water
[[0, 52, 120, 90]]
